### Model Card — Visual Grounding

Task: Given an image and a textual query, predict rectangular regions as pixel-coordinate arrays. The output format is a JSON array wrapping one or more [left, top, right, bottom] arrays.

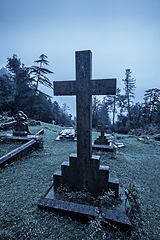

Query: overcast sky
[[0, 0, 159, 117]]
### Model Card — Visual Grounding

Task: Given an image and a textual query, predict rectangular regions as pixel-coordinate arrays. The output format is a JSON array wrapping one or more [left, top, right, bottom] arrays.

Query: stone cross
[[98, 122, 108, 139], [53, 50, 118, 195]]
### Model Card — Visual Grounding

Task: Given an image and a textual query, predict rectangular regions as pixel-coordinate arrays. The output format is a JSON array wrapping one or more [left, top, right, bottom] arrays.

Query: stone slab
[[92, 143, 116, 152], [0, 134, 41, 142], [114, 142, 125, 148], [55, 129, 76, 141], [38, 185, 131, 232]]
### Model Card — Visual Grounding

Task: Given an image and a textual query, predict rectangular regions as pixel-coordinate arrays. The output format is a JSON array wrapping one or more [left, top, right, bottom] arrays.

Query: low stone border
[[0, 139, 40, 167], [0, 121, 16, 130], [38, 185, 131, 232], [35, 129, 44, 136], [0, 129, 44, 167]]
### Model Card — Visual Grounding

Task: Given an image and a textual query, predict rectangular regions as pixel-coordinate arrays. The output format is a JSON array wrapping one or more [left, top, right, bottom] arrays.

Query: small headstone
[[13, 111, 30, 136], [94, 122, 109, 145], [93, 122, 116, 152]]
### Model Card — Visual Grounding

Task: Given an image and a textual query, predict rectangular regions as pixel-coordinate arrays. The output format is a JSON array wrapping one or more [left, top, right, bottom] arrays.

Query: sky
[[0, 0, 160, 117]]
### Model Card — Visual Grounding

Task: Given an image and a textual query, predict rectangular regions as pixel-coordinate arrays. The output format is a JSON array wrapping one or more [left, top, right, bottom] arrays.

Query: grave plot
[[55, 128, 76, 141], [0, 112, 44, 167], [39, 50, 131, 231], [0, 139, 41, 167]]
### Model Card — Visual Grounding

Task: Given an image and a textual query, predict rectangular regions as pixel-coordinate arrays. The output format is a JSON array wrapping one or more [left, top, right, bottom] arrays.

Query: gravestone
[[93, 122, 115, 152], [94, 122, 109, 145], [13, 111, 30, 136], [53, 50, 119, 196], [39, 50, 131, 230]]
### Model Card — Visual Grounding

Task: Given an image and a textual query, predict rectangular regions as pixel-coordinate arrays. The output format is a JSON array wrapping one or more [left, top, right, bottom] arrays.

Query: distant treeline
[[0, 54, 160, 132], [0, 54, 73, 126], [92, 69, 160, 133]]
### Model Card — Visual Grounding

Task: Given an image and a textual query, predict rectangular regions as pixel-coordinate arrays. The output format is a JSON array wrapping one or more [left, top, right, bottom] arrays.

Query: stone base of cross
[[54, 153, 119, 196], [53, 50, 119, 197]]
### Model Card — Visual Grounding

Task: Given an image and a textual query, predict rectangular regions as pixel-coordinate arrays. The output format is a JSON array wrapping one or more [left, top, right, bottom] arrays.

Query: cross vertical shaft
[[76, 51, 92, 187]]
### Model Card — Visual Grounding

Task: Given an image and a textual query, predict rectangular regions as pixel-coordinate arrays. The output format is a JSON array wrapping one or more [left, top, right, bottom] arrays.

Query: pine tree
[[6, 55, 33, 115], [29, 54, 53, 92], [122, 69, 136, 127], [144, 88, 160, 123], [28, 54, 54, 117]]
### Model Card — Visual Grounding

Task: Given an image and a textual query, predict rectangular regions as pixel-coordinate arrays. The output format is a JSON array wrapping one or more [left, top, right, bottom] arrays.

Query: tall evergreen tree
[[28, 54, 53, 117], [29, 54, 53, 92], [6, 55, 33, 115], [122, 69, 136, 126], [52, 101, 61, 124], [144, 88, 160, 123], [101, 98, 110, 124], [0, 74, 14, 114]]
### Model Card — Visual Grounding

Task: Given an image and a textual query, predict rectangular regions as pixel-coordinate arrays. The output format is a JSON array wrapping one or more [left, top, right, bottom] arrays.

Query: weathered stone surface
[[53, 50, 118, 195]]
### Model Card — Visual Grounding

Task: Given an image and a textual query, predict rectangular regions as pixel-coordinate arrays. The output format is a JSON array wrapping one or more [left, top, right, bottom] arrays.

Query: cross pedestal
[[53, 50, 119, 196]]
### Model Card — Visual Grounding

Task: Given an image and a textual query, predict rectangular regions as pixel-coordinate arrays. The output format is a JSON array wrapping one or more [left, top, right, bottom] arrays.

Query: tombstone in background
[[94, 122, 109, 145], [13, 111, 30, 136], [93, 122, 116, 152], [53, 50, 119, 196]]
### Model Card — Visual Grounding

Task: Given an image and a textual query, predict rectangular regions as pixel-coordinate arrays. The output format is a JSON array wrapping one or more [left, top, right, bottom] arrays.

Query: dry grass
[[0, 123, 160, 239]]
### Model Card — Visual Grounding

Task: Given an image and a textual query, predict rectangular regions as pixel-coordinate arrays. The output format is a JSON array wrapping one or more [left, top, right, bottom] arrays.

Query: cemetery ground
[[0, 122, 160, 239]]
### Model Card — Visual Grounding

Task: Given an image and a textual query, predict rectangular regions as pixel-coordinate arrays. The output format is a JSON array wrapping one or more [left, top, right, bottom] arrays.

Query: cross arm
[[90, 78, 116, 95], [53, 81, 76, 96]]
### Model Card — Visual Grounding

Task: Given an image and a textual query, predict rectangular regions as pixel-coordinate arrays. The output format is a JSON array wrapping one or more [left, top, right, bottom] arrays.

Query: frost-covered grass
[[0, 140, 23, 158], [0, 123, 160, 239]]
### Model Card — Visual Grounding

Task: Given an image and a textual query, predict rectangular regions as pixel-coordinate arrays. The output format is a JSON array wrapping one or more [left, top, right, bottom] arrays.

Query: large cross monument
[[53, 50, 119, 196]]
